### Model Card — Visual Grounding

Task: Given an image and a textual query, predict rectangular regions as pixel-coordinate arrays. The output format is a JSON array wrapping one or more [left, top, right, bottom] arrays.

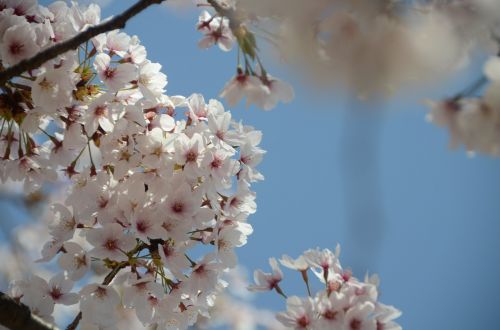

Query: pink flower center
[[148, 295, 159, 306], [50, 287, 63, 300], [324, 310, 338, 320], [136, 220, 149, 233], [104, 239, 118, 251], [216, 130, 226, 140], [13, 6, 26, 16], [98, 196, 109, 208], [229, 197, 240, 208], [236, 74, 247, 84], [171, 202, 184, 214], [297, 315, 310, 328], [104, 67, 116, 79], [9, 42, 23, 55], [211, 157, 222, 169], [194, 264, 206, 274], [94, 106, 108, 117], [350, 319, 361, 330], [95, 286, 108, 299], [186, 150, 198, 163]]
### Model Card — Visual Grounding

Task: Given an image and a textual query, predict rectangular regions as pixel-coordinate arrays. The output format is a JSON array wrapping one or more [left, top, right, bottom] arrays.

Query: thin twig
[[0, 0, 165, 86]]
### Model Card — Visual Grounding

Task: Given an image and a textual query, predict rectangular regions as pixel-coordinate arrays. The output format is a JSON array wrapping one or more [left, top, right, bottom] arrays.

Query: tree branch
[[0, 292, 58, 330], [0, 0, 165, 86]]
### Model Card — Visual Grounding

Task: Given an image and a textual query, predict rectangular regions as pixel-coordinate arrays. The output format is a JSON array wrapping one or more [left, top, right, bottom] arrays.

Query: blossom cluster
[[0, 1, 264, 329], [427, 55, 500, 156], [231, 0, 500, 95], [249, 246, 401, 330], [195, 8, 294, 111]]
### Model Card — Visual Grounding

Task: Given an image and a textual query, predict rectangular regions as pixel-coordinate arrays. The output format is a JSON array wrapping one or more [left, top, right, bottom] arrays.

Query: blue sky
[[17, 1, 500, 329]]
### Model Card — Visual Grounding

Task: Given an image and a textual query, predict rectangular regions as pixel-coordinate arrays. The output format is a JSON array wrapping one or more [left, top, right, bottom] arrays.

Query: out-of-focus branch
[[0, 292, 58, 330], [0, 0, 166, 86]]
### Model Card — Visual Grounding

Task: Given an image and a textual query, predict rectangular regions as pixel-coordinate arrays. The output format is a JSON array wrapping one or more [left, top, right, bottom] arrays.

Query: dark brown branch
[[0, 292, 58, 330], [64, 312, 81, 330], [0, 0, 165, 86]]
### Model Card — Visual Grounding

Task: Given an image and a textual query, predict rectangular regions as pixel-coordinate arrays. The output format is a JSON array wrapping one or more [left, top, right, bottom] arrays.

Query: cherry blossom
[[197, 10, 235, 51], [86, 223, 136, 262], [0, 3, 267, 328], [248, 257, 283, 292], [250, 246, 401, 330], [1, 22, 40, 66]]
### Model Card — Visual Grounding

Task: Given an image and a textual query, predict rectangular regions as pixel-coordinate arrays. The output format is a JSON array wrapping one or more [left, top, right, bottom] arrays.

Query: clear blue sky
[[18, 1, 500, 329]]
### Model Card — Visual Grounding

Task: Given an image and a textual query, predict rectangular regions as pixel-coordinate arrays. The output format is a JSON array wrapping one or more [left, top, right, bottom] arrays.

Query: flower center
[[136, 220, 149, 233], [9, 42, 23, 55], [297, 315, 309, 328], [50, 287, 63, 300], [94, 105, 108, 117], [211, 157, 222, 169], [104, 67, 116, 79], [104, 239, 118, 251], [186, 150, 198, 163], [324, 310, 338, 320], [38, 78, 55, 91], [171, 202, 184, 214], [350, 319, 361, 330]]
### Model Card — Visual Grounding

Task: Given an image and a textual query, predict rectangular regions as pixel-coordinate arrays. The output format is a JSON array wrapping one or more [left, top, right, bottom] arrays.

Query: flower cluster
[[1, 1, 264, 329], [427, 55, 500, 156], [195, 8, 294, 111], [249, 246, 401, 330], [231, 0, 500, 96]]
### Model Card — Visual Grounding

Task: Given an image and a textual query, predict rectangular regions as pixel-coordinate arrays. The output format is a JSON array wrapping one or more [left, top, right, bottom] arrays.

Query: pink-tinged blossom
[[225, 183, 257, 216], [215, 222, 253, 268], [11, 277, 55, 323], [122, 274, 164, 313], [131, 208, 167, 241], [136, 127, 175, 169], [174, 133, 205, 178], [138, 60, 167, 99], [344, 302, 377, 330], [280, 254, 309, 272], [44, 273, 79, 305], [48, 203, 76, 242], [251, 247, 401, 330], [165, 179, 201, 221], [187, 93, 209, 122], [80, 283, 120, 328], [2, 3, 267, 328], [85, 94, 115, 135], [86, 223, 136, 262], [197, 11, 235, 51], [58, 242, 90, 281], [276, 296, 317, 329], [94, 53, 137, 91], [188, 254, 222, 294], [1, 23, 40, 66], [317, 291, 348, 329], [248, 257, 283, 292], [256, 75, 295, 111], [105, 29, 131, 55], [220, 72, 270, 108], [374, 303, 402, 330], [158, 241, 191, 278], [31, 68, 78, 111]]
